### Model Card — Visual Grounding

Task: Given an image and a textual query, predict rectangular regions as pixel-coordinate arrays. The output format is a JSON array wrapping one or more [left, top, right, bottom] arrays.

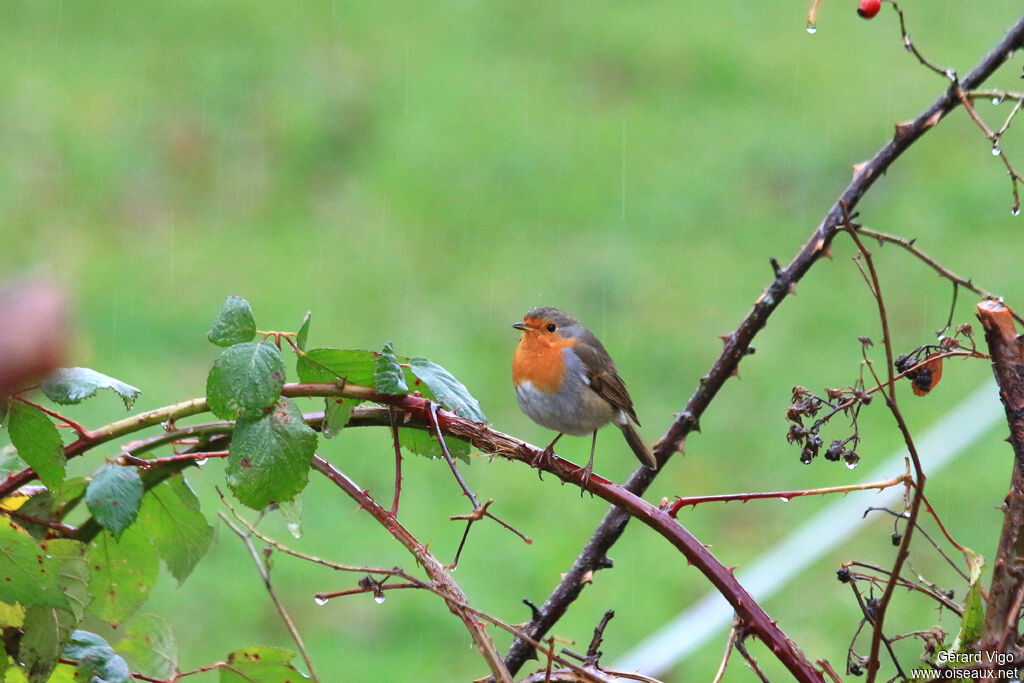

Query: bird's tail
[[619, 421, 658, 470]]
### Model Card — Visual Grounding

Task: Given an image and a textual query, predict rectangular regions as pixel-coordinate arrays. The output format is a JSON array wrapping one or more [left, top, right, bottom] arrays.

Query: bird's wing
[[573, 343, 641, 425]]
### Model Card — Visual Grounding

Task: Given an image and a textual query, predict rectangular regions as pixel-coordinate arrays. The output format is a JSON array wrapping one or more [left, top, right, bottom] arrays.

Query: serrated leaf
[[0, 518, 70, 610], [207, 296, 257, 347], [399, 428, 470, 463], [374, 342, 408, 394], [296, 311, 311, 351], [116, 614, 177, 679], [86, 526, 159, 627], [226, 399, 317, 509], [63, 631, 132, 683], [409, 357, 486, 422], [41, 368, 141, 410], [5, 403, 65, 490], [220, 646, 302, 683], [206, 342, 286, 420], [86, 465, 143, 539], [322, 398, 357, 439], [137, 475, 213, 584], [296, 348, 377, 386]]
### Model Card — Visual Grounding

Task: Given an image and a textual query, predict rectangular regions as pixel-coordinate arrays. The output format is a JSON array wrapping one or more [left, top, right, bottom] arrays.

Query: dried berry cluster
[[786, 385, 868, 467]]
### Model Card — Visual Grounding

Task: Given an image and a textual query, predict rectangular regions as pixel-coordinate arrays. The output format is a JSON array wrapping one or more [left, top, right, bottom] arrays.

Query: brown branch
[[502, 15, 1024, 674], [977, 300, 1024, 655]]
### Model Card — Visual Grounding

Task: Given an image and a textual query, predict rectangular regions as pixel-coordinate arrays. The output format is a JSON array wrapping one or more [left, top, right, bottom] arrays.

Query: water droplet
[[287, 522, 302, 539], [806, 25, 817, 35], [195, 458, 208, 466], [374, 594, 386, 604], [778, 496, 791, 503], [314, 595, 328, 606], [993, 97, 1002, 105], [845, 458, 859, 470], [160, 420, 173, 431], [1014, 206, 1021, 217], [992, 145, 1001, 156]]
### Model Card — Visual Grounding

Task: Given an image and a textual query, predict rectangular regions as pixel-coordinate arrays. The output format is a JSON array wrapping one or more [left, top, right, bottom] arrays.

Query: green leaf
[[220, 646, 302, 683], [409, 357, 486, 422], [374, 342, 408, 394], [206, 341, 286, 420], [41, 367, 141, 410], [952, 549, 985, 652], [86, 526, 159, 627], [17, 539, 87, 683], [207, 296, 257, 347], [44, 539, 89, 622], [137, 475, 213, 584], [86, 465, 143, 539], [322, 398, 357, 439], [295, 348, 377, 386], [5, 402, 65, 490], [227, 399, 318, 509], [0, 518, 70, 611], [295, 311, 311, 351], [63, 631, 132, 683], [20, 607, 69, 683], [399, 428, 470, 463], [116, 614, 178, 680]]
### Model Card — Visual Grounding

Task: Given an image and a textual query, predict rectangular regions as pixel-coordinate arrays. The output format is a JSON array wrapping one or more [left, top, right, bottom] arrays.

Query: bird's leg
[[531, 432, 564, 470], [578, 430, 597, 494]]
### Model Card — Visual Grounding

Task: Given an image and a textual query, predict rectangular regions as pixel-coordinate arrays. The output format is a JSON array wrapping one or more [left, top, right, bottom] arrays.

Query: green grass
[[2, 0, 1024, 680]]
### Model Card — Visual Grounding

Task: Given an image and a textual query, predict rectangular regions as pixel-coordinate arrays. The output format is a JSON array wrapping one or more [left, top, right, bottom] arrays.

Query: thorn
[[893, 120, 913, 137], [770, 257, 783, 277]]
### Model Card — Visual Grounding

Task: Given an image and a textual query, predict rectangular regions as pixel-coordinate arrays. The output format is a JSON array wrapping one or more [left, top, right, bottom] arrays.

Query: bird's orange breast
[[512, 332, 578, 393]]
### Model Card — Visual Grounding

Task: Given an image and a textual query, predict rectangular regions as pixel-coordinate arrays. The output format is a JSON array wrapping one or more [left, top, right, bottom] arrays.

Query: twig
[[13, 397, 89, 436], [668, 473, 911, 515], [120, 451, 228, 469], [388, 407, 402, 517], [219, 513, 320, 683], [426, 401, 530, 568], [712, 621, 739, 683], [854, 226, 1024, 327], [310, 453, 514, 683], [584, 610, 614, 668], [218, 489, 417, 578]]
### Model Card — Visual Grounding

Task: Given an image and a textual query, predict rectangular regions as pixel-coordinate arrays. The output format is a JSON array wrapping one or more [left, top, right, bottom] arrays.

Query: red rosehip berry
[[857, 0, 881, 18]]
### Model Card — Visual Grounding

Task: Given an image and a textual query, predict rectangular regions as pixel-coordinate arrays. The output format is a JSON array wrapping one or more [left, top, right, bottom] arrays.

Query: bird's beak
[[512, 321, 528, 331]]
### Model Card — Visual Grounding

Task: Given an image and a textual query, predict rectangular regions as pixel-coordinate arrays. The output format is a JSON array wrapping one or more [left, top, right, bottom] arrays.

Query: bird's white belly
[[515, 380, 618, 436]]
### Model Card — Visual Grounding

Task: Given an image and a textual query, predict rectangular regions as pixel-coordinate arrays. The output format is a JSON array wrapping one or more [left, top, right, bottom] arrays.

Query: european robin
[[512, 307, 657, 484]]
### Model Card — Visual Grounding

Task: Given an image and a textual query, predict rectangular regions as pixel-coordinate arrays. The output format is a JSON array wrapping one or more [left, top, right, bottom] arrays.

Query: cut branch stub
[[976, 299, 1024, 656]]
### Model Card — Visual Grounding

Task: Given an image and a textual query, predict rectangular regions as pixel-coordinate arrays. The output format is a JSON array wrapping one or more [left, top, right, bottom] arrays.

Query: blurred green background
[[3, 1, 1024, 680]]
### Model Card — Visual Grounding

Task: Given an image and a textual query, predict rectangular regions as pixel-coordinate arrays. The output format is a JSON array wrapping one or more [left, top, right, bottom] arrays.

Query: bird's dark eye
[[546, 323, 557, 332]]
